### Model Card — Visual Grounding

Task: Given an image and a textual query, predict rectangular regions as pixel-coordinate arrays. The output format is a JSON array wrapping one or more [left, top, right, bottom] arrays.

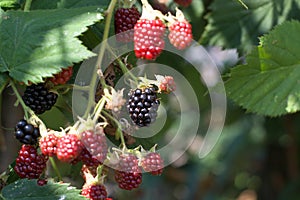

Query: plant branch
[[9, 80, 30, 120], [49, 157, 62, 181], [102, 110, 126, 147], [83, 0, 118, 119], [24, 0, 32, 11]]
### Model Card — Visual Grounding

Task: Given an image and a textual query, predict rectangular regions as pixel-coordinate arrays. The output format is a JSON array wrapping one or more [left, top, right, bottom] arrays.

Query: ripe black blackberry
[[15, 119, 40, 145], [22, 83, 58, 114], [127, 87, 160, 127], [114, 7, 141, 42]]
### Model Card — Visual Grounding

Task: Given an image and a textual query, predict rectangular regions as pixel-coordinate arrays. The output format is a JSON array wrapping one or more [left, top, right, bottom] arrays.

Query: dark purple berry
[[22, 83, 58, 114], [14, 119, 40, 145], [127, 87, 159, 127], [115, 7, 141, 42]]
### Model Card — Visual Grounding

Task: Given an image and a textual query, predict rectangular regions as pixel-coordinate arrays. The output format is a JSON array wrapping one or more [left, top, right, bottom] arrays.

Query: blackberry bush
[[22, 83, 58, 114]]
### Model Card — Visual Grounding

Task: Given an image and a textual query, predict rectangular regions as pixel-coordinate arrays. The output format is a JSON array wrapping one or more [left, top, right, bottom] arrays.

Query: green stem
[[92, 98, 106, 123], [106, 46, 139, 86], [83, 0, 118, 119], [49, 157, 62, 181], [24, 0, 32, 11], [102, 110, 126, 146], [10, 80, 30, 120], [237, 0, 248, 9]]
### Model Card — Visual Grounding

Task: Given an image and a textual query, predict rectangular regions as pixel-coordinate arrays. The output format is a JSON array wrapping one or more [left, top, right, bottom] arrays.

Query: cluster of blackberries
[[15, 119, 40, 145], [22, 83, 58, 114], [127, 87, 160, 127]]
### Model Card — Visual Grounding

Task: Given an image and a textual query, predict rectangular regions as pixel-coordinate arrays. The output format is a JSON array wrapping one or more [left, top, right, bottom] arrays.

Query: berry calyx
[[174, 0, 192, 7], [22, 83, 58, 114], [127, 87, 160, 127], [56, 132, 83, 163], [39, 131, 58, 157], [81, 164, 98, 181], [15, 119, 40, 145], [167, 8, 192, 50], [141, 152, 164, 175], [49, 66, 73, 85], [115, 7, 141, 42], [14, 145, 48, 179], [134, 0, 166, 60], [81, 183, 108, 200]]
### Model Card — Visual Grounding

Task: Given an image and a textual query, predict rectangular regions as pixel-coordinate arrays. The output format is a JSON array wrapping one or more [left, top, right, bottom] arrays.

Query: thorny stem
[[102, 110, 126, 147], [24, 0, 32, 11], [10, 80, 30, 120], [49, 157, 62, 181], [84, 0, 118, 119]]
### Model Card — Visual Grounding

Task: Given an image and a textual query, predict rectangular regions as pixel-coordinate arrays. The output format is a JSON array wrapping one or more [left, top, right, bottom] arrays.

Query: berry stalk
[[106, 46, 139, 86], [84, 0, 118, 119], [9, 80, 33, 120], [24, 0, 32, 11], [49, 157, 62, 181], [101, 110, 126, 147]]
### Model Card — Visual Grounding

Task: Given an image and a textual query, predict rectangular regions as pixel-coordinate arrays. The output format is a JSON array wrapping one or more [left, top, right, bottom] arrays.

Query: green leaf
[[1, 179, 87, 200], [0, 0, 19, 9], [226, 20, 300, 116], [31, 0, 109, 10], [0, 73, 8, 94], [201, 0, 300, 52], [0, 7, 103, 84]]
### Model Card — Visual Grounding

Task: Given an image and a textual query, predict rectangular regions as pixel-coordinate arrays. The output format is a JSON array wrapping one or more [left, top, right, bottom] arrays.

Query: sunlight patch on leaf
[[0, 7, 103, 84]]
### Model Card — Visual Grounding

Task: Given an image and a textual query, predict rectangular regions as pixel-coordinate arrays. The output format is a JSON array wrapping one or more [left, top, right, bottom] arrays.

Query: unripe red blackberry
[[81, 128, 108, 164], [168, 20, 192, 50], [81, 182, 107, 200], [134, 18, 166, 60], [127, 87, 160, 127], [159, 76, 176, 93], [115, 170, 142, 190], [56, 133, 83, 163], [22, 83, 58, 114], [37, 179, 48, 186], [14, 119, 40, 145], [39, 132, 58, 157], [114, 153, 142, 190], [79, 148, 102, 167], [14, 145, 48, 179], [115, 7, 141, 42], [49, 66, 73, 85], [141, 152, 164, 175]]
